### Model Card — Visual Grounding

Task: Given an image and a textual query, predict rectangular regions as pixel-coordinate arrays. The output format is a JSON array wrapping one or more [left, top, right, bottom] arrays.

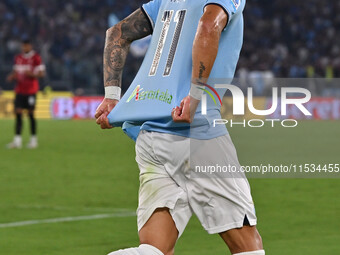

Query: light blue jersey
[[108, 0, 246, 141]]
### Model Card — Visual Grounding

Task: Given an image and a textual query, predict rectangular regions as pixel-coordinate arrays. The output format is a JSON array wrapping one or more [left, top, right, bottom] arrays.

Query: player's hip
[[15, 83, 39, 95], [14, 94, 37, 110], [135, 130, 243, 180]]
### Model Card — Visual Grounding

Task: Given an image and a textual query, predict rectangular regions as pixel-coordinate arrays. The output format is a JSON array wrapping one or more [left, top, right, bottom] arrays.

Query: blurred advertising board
[[51, 96, 103, 119]]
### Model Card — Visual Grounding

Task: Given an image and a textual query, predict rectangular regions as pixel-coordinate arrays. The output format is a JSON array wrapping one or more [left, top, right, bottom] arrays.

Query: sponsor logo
[[231, 0, 241, 10], [170, 0, 186, 3], [126, 85, 173, 105]]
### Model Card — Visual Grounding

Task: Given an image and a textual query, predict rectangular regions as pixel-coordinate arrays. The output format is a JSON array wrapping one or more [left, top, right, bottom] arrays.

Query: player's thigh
[[188, 134, 257, 232], [14, 94, 24, 113], [27, 94, 37, 112], [139, 208, 178, 255], [219, 225, 263, 254], [135, 131, 192, 251], [15, 108, 23, 114]]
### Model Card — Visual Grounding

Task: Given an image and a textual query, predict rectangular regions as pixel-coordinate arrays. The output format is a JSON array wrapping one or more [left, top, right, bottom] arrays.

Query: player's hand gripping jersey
[[108, 0, 246, 141]]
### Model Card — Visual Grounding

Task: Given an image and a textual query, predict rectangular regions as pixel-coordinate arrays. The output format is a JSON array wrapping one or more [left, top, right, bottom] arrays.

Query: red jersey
[[14, 51, 45, 95]]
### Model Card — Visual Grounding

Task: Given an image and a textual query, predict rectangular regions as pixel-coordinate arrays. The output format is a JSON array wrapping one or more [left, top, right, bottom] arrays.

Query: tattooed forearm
[[103, 9, 152, 87], [192, 61, 208, 84], [198, 62, 206, 79]]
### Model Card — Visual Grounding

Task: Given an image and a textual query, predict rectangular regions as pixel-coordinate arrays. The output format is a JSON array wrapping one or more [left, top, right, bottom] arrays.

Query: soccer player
[[6, 38, 45, 149], [96, 0, 264, 254]]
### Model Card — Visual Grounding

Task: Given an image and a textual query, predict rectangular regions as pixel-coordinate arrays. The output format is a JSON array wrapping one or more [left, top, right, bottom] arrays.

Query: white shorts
[[135, 131, 257, 237]]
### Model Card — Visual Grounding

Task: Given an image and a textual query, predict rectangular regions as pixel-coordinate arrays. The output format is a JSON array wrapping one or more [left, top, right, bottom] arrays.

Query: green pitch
[[0, 119, 339, 255]]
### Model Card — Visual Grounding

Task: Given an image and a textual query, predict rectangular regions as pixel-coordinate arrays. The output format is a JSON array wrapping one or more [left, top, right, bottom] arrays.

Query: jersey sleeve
[[141, 0, 162, 30], [204, 0, 242, 28], [33, 54, 46, 74]]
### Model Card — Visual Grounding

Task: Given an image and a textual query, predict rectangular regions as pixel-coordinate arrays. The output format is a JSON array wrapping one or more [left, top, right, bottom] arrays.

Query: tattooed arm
[[191, 4, 228, 84], [96, 8, 152, 129], [172, 4, 228, 123], [104, 9, 152, 88]]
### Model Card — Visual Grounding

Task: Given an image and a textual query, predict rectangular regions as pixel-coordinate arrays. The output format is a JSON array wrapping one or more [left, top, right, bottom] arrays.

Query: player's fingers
[[96, 114, 107, 126], [95, 109, 103, 119], [179, 100, 185, 111], [172, 115, 181, 122], [104, 110, 111, 117], [174, 107, 181, 116], [100, 115, 113, 129], [174, 104, 191, 123], [104, 117, 113, 129], [100, 116, 108, 129], [96, 115, 103, 125], [172, 107, 180, 121], [101, 121, 113, 129], [104, 111, 114, 128], [174, 110, 189, 123], [172, 106, 179, 113], [171, 108, 176, 119], [173, 116, 188, 123], [100, 121, 106, 129]]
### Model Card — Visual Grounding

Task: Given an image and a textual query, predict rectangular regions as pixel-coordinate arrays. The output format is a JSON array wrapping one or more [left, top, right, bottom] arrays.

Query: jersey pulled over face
[[108, 0, 246, 141], [14, 51, 45, 95]]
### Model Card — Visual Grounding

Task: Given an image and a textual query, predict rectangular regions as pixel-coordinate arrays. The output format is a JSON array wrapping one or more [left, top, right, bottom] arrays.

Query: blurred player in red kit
[[6, 38, 46, 149]]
